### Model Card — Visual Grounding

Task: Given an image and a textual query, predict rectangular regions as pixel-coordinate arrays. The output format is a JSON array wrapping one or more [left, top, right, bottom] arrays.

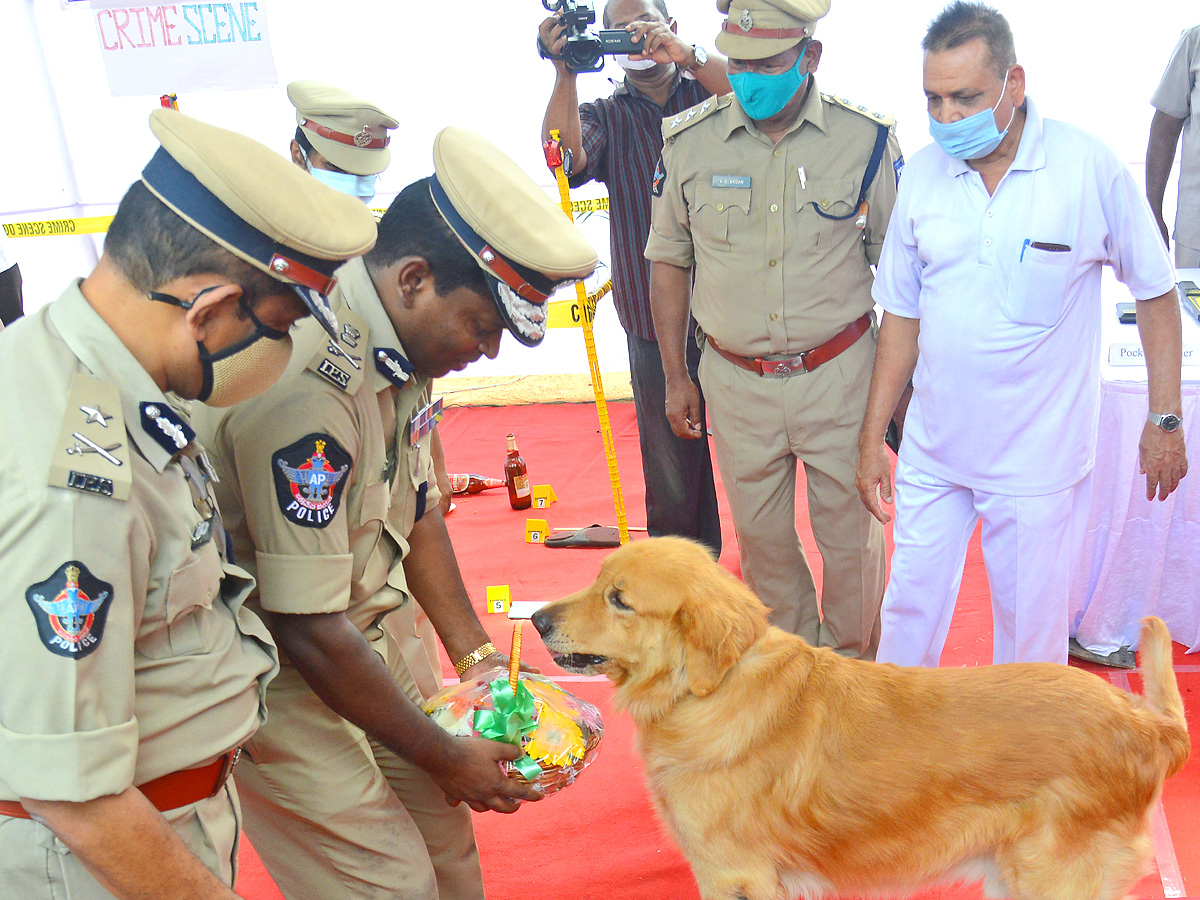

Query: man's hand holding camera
[[538, 13, 576, 77], [539, 13, 696, 74], [623, 19, 696, 69]]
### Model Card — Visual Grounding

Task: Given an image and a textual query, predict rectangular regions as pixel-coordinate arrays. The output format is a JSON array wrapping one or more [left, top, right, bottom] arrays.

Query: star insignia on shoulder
[[672, 115, 683, 127], [685, 109, 696, 120]]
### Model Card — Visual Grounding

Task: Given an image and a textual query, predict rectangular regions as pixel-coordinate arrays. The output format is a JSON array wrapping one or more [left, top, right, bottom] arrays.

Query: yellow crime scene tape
[[547, 280, 611, 329], [3, 216, 115, 238], [2, 198, 606, 239]]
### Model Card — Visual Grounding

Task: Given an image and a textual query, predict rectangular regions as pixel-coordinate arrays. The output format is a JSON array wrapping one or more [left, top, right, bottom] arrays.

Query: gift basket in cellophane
[[423, 624, 603, 796]]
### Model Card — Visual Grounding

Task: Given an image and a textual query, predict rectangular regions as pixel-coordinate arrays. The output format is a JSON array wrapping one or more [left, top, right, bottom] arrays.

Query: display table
[[1068, 270, 1200, 656]]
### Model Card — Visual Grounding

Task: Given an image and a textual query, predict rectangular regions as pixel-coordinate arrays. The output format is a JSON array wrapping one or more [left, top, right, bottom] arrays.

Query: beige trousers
[[0, 785, 240, 898], [699, 328, 886, 659], [234, 624, 481, 900]]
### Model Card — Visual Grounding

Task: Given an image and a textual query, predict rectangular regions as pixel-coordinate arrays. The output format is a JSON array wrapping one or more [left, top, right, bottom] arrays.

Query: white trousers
[[877, 460, 1092, 667]]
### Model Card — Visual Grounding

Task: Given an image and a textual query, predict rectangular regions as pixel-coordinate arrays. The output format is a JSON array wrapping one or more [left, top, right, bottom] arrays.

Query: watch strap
[[1147, 411, 1183, 432], [454, 641, 498, 676]]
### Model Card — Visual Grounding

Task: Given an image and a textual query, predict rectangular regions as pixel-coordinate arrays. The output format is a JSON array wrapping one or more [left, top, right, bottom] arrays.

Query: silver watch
[[1147, 411, 1183, 433], [687, 45, 708, 71]]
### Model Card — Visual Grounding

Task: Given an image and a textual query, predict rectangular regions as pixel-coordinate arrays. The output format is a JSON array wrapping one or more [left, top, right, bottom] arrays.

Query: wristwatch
[[1147, 411, 1183, 433], [687, 45, 708, 72]]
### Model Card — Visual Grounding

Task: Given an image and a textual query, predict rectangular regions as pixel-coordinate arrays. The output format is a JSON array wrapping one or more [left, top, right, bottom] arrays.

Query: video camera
[[540, 0, 643, 73]]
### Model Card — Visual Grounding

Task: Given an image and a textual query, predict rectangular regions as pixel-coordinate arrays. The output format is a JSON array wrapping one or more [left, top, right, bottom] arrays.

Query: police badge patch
[[272, 434, 352, 528], [651, 156, 666, 198], [25, 561, 114, 659]]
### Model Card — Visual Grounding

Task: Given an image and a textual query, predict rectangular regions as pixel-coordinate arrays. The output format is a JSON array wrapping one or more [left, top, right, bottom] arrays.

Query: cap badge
[[739, 9, 754, 31], [354, 125, 373, 148]]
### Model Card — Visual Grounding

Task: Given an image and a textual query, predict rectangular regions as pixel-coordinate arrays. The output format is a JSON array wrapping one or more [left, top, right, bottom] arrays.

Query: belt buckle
[[212, 747, 242, 797], [760, 352, 807, 378]]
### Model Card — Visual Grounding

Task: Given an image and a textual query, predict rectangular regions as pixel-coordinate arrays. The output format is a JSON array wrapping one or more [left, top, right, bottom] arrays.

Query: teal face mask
[[927, 68, 1015, 160], [301, 149, 377, 204], [728, 48, 809, 121]]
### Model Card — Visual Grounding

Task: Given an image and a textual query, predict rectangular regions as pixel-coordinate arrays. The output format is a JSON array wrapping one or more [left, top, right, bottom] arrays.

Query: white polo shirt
[[874, 97, 1176, 495], [1151, 24, 1200, 250]]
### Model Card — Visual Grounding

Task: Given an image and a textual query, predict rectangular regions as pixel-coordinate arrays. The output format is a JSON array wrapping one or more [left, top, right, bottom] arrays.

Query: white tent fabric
[[1, 0, 1193, 375]]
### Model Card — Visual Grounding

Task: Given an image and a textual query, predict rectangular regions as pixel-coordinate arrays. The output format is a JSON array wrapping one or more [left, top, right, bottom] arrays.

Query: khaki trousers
[[0, 785, 241, 898], [235, 624, 481, 900], [699, 329, 885, 659]]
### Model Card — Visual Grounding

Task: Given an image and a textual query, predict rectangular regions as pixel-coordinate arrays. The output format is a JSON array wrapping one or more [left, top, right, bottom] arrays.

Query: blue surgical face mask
[[728, 46, 809, 121], [927, 68, 1016, 160], [301, 149, 377, 204]]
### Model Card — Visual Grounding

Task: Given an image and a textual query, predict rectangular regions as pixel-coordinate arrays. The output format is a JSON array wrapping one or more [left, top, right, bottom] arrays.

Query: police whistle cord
[[544, 132, 629, 546]]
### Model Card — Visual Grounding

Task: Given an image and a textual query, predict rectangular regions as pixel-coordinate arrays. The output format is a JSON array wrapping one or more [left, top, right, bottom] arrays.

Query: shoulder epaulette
[[305, 307, 370, 395], [49, 373, 132, 500], [662, 94, 734, 139], [822, 93, 895, 128]]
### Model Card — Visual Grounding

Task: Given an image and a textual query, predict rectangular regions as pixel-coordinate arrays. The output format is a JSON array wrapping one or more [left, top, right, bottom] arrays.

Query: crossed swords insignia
[[68, 404, 122, 465]]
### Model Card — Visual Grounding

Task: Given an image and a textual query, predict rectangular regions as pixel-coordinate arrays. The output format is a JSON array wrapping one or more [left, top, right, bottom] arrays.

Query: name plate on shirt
[[1108, 343, 1200, 366], [409, 397, 444, 448], [712, 175, 751, 189]]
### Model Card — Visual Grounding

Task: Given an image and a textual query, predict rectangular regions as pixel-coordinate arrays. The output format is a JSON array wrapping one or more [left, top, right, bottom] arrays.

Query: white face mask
[[301, 148, 377, 204], [615, 54, 658, 71]]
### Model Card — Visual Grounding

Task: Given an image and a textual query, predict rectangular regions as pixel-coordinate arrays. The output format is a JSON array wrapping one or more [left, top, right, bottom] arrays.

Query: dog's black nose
[[532, 608, 553, 636]]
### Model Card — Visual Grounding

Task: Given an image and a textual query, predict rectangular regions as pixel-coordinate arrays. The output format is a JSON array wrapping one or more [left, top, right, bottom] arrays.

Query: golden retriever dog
[[532, 537, 1190, 900]]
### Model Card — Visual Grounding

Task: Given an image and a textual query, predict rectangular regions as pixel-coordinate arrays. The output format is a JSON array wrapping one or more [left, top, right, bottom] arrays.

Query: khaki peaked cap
[[428, 127, 598, 346], [289, 80, 398, 176], [143, 108, 377, 336], [715, 0, 831, 59]]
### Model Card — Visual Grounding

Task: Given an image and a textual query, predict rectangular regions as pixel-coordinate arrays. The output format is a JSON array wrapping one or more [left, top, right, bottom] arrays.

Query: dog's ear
[[676, 569, 769, 697]]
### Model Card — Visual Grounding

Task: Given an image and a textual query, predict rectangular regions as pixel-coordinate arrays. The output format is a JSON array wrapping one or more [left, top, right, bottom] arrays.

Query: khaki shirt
[[646, 80, 903, 356], [0, 282, 277, 803], [192, 257, 443, 698]]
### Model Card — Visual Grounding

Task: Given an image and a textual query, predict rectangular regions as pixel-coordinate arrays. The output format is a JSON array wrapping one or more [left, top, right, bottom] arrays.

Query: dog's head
[[532, 537, 769, 714]]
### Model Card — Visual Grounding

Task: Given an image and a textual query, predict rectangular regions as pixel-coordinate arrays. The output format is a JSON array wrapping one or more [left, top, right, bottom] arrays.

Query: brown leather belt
[[0, 748, 241, 820], [706, 312, 871, 377]]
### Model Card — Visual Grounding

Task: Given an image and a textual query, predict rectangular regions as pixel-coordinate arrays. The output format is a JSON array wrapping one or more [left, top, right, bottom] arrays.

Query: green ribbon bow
[[473, 677, 543, 782]]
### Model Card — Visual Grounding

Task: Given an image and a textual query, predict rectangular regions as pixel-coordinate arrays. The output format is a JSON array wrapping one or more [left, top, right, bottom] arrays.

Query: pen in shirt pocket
[[1019, 238, 1072, 261]]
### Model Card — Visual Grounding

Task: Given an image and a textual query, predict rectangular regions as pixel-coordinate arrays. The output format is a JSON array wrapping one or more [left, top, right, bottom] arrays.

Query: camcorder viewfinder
[[541, 0, 646, 72]]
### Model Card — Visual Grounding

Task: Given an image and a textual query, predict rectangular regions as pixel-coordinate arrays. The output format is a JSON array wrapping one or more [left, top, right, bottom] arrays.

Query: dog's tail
[[1137, 616, 1190, 778]]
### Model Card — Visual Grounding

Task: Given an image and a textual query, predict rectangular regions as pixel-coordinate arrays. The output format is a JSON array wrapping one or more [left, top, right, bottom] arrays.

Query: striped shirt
[[572, 72, 711, 341]]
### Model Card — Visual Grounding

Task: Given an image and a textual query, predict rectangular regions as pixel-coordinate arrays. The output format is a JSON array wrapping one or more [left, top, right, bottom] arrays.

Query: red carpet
[[236, 400, 1199, 900]]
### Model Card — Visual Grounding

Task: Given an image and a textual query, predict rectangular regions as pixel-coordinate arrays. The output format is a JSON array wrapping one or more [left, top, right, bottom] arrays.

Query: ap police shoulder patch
[[272, 433, 352, 529], [26, 560, 114, 659]]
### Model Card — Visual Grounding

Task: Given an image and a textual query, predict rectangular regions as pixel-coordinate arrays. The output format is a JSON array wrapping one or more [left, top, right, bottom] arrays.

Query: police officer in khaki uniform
[[287, 79, 459, 518], [191, 127, 598, 900], [0, 110, 375, 900], [286, 79, 397, 206], [647, 0, 901, 659]]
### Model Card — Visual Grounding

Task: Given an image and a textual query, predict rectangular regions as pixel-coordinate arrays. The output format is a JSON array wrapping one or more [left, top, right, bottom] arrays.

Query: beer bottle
[[504, 433, 531, 510], [448, 473, 506, 494]]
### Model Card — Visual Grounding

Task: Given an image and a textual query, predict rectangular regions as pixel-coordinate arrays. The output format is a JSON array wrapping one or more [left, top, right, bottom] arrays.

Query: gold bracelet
[[454, 641, 498, 676]]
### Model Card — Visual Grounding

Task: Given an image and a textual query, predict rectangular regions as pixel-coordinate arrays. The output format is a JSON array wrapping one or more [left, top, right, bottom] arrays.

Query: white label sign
[[92, 2, 277, 97], [1109, 343, 1200, 366]]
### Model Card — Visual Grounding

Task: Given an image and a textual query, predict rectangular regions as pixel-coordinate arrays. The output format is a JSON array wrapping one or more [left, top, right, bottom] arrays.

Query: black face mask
[[149, 286, 293, 405]]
